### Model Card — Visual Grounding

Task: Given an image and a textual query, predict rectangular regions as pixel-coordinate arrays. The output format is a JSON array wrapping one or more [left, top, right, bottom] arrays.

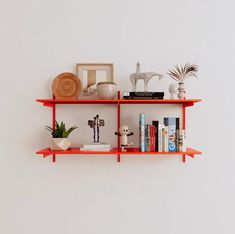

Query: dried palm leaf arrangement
[[168, 63, 198, 99]]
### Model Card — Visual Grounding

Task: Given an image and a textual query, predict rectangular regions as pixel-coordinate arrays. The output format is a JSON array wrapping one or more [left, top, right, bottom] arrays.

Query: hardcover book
[[179, 129, 186, 152], [158, 123, 165, 152], [139, 113, 146, 152], [164, 117, 179, 152], [123, 96, 164, 100], [162, 126, 169, 152], [152, 121, 159, 152], [146, 124, 151, 152], [123, 92, 164, 97], [150, 125, 156, 152]]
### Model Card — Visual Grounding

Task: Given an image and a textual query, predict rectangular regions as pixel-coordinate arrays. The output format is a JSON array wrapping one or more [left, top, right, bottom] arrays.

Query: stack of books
[[80, 143, 112, 152], [139, 114, 186, 152], [123, 92, 164, 100]]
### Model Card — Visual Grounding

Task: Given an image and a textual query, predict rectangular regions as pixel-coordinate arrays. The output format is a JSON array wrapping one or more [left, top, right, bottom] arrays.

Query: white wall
[[1, 0, 235, 233]]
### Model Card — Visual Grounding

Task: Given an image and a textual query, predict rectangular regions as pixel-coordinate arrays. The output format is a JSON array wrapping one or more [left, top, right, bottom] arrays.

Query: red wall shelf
[[36, 91, 202, 163], [36, 98, 201, 107], [37, 147, 201, 163]]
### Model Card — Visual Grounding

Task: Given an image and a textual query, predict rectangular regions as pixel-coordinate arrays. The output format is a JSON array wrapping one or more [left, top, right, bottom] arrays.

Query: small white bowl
[[97, 82, 117, 100]]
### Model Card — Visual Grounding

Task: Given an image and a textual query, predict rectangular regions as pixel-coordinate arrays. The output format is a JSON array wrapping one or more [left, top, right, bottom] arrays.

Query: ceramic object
[[97, 82, 117, 99], [169, 83, 178, 99], [129, 62, 164, 91], [52, 72, 82, 99], [178, 82, 186, 99], [51, 138, 71, 150]]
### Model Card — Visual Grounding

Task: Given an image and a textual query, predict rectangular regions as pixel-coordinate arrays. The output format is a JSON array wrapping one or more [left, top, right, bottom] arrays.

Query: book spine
[[139, 114, 145, 152], [149, 125, 154, 152], [179, 129, 186, 152], [176, 118, 180, 152], [162, 128, 165, 152], [152, 121, 159, 152], [146, 125, 150, 152], [152, 125, 156, 152], [163, 126, 169, 152], [164, 117, 177, 152], [158, 124, 164, 152], [182, 130, 186, 152]]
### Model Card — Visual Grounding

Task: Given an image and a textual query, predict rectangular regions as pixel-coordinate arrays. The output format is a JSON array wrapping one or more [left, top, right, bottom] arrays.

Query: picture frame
[[76, 63, 114, 97]]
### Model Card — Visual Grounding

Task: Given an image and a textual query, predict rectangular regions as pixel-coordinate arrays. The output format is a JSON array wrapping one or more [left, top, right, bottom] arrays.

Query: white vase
[[178, 82, 186, 99], [50, 138, 71, 150], [97, 82, 117, 100], [169, 83, 178, 99]]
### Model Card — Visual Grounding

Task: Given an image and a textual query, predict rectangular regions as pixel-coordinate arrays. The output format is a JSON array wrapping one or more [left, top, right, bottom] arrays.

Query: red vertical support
[[117, 91, 121, 162], [182, 104, 186, 163], [182, 104, 186, 130], [52, 95, 56, 163]]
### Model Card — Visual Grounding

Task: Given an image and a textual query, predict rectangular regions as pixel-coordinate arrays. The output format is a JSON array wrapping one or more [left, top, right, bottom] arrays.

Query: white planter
[[50, 138, 71, 150], [178, 82, 186, 99], [97, 82, 117, 100]]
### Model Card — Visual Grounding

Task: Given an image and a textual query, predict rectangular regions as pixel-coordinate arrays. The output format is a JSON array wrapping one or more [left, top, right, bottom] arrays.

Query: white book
[[179, 129, 186, 152], [163, 126, 169, 152], [158, 123, 164, 152], [182, 130, 186, 152], [80, 147, 113, 152], [82, 143, 111, 149]]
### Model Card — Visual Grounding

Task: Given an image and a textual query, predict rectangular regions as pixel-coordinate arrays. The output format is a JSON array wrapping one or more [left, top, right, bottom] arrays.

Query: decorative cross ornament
[[88, 114, 105, 142]]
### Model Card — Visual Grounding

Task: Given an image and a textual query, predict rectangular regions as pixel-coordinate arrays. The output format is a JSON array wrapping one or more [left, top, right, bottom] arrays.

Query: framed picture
[[76, 63, 114, 97]]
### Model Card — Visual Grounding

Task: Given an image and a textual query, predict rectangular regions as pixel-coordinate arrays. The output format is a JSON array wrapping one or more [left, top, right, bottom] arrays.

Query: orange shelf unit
[[36, 91, 202, 163], [37, 147, 201, 162]]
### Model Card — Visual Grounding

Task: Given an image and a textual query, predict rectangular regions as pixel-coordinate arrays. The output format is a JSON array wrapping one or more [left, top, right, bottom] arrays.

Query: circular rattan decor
[[52, 72, 82, 99]]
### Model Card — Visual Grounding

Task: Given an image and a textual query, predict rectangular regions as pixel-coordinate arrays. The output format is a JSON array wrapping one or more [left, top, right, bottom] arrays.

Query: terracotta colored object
[[52, 72, 81, 99]]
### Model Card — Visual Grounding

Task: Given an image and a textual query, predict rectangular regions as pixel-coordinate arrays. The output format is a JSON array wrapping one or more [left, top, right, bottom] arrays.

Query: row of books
[[139, 114, 186, 152]]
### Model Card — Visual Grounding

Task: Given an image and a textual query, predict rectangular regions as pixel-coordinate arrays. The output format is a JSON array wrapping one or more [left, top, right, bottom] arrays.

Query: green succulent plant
[[46, 121, 77, 138]]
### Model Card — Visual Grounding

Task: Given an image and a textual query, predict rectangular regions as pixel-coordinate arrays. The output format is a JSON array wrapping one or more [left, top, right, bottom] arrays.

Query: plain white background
[[1, 0, 235, 233]]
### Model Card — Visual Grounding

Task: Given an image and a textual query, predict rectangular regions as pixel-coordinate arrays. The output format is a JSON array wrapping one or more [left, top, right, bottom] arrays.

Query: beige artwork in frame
[[76, 63, 114, 97]]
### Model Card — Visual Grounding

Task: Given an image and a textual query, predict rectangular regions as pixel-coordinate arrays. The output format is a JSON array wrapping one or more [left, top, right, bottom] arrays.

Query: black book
[[123, 96, 164, 100], [123, 91, 164, 97], [152, 121, 159, 152]]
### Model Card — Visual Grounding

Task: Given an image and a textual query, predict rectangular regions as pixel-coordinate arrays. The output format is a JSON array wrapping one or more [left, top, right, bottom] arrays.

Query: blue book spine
[[139, 114, 145, 152], [164, 117, 177, 152]]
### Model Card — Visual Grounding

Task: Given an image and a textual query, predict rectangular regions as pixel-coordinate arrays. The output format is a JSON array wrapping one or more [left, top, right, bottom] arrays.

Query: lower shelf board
[[36, 147, 201, 163]]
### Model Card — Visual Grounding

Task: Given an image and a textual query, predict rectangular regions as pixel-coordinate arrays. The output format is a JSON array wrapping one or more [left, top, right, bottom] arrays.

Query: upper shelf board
[[36, 99, 202, 107]]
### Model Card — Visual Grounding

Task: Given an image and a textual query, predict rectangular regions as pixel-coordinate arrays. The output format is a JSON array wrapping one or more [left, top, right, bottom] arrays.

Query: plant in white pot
[[167, 63, 198, 99], [46, 121, 77, 150]]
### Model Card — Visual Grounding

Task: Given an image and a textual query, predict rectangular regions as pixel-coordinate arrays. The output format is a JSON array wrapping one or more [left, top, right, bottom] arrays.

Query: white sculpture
[[169, 83, 178, 99], [129, 62, 164, 92], [115, 125, 134, 152]]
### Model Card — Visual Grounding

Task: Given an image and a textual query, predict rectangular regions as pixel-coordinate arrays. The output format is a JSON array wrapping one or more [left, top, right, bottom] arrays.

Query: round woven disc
[[52, 73, 81, 99]]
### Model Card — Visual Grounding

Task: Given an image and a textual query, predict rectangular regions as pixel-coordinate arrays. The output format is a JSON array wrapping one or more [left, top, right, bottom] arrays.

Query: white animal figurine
[[115, 125, 134, 152], [129, 62, 164, 92]]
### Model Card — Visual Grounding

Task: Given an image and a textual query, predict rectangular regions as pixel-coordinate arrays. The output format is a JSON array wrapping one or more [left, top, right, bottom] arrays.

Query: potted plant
[[46, 121, 77, 150], [167, 63, 198, 99]]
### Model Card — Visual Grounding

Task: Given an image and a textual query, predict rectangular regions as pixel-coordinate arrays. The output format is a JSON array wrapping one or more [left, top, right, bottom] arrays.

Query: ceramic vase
[[178, 82, 185, 100], [169, 83, 178, 99], [97, 82, 117, 100], [51, 138, 71, 150]]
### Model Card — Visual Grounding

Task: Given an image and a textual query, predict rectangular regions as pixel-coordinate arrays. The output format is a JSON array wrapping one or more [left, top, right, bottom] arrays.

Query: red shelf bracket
[[117, 91, 121, 162]]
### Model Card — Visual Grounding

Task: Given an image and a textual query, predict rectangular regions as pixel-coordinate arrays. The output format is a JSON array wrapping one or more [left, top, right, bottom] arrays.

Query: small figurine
[[88, 114, 105, 142], [115, 125, 134, 152], [129, 62, 164, 92]]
